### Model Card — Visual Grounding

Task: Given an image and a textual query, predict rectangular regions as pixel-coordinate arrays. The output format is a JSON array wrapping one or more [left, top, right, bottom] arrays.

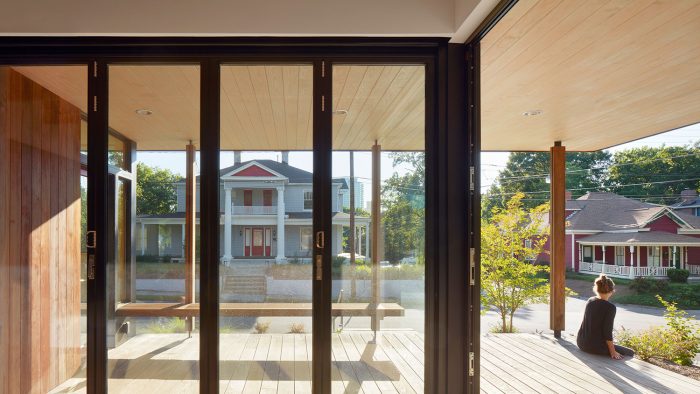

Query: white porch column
[[601, 246, 606, 267], [276, 185, 286, 262], [141, 222, 146, 255], [673, 246, 677, 269], [364, 224, 369, 258], [629, 245, 635, 278], [223, 186, 232, 263]]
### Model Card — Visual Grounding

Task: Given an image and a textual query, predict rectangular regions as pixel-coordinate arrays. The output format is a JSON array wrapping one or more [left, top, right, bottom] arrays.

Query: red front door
[[263, 189, 272, 206], [244, 189, 253, 206], [252, 228, 264, 256]]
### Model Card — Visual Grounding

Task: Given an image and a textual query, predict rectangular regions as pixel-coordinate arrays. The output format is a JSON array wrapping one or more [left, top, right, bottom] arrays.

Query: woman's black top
[[577, 297, 616, 356]]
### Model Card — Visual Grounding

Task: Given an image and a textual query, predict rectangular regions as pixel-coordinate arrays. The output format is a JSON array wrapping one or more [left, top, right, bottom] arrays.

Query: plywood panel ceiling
[[13, 64, 425, 151], [481, 0, 700, 151]]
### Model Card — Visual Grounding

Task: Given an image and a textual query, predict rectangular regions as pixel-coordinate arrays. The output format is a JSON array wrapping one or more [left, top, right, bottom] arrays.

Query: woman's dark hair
[[593, 274, 615, 295]]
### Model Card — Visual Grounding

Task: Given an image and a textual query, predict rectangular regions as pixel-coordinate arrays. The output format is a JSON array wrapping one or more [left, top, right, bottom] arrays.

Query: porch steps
[[221, 275, 267, 302]]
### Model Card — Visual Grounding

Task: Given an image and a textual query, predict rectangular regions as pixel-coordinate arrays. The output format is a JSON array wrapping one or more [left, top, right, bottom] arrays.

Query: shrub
[[289, 323, 306, 334], [254, 321, 271, 334], [144, 317, 188, 334], [629, 277, 669, 294], [667, 268, 690, 283], [333, 255, 347, 267], [616, 296, 700, 366]]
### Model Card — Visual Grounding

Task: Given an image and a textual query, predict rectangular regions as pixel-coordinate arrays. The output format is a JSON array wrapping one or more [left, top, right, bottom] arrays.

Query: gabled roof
[[563, 192, 700, 232], [578, 231, 700, 246], [220, 160, 309, 182]]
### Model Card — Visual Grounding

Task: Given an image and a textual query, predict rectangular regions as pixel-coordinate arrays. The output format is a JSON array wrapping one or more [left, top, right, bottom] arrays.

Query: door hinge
[[469, 247, 476, 286], [469, 166, 475, 191], [468, 351, 475, 376], [93, 96, 98, 112], [321, 95, 325, 112]]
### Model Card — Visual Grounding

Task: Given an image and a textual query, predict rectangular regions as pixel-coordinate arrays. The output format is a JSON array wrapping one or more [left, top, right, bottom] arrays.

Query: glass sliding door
[[105, 64, 201, 392], [0, 65, 88, 393], [218, 63, 316, 391], [330, 64, 426, 392]]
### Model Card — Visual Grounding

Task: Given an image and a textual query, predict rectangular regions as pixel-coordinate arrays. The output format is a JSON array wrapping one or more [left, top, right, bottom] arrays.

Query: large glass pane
[[106, 64, 201, 392], [331, 64, 426, 392], [219, 64, 314, 391], [0, 65, 88, 392]]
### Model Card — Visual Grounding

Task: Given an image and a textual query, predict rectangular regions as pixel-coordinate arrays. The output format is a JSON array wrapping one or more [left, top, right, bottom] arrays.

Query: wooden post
[[550, 141, 566, 338], [185, 142, 196, 336], [371, 142, 381, 338]]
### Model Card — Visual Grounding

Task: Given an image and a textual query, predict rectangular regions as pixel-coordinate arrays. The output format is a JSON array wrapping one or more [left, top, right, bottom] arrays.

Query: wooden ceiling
[[481, 0, 700, 151], [13, 64, 425, 151]]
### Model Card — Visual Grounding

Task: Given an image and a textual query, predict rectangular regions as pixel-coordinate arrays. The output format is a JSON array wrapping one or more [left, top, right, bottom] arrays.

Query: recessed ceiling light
[[135, 109, 153, 116], [333, 109, 348, 115], [522, 110, 543, 117]]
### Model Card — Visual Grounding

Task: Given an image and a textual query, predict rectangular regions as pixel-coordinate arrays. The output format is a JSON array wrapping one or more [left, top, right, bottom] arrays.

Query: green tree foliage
[[484, 151, 611, 213], [607, 143, 700, 204], [481, 193, 550, 333], [382, 153, 425, 263], [136, 163, 180, 215]]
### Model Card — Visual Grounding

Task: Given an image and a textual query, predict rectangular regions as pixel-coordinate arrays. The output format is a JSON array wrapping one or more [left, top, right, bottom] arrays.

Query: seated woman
[[577, 274, 635, 359]]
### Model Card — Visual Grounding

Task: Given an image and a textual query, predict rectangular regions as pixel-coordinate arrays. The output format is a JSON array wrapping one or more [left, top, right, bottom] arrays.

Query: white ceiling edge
[[0, 0, 457, 37], [451, 0, 501, 43]]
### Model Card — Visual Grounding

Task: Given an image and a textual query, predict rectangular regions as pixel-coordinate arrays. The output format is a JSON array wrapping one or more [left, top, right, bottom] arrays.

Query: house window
[[300, 227, 313, 251], [582, 246, 593, 263], [615, 246, 625, 265], [524, 239, 532, 248], [303, 190, 313, 210], [648, 246, 661, 267]]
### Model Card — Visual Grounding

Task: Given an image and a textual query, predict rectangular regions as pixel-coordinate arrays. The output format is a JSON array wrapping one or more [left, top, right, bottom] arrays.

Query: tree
[[484, 151, 611, 213], [136, 163, 180, 215], [607, 143, 700, 204], [481, 193, 550, 333], [382, 152, 425, 263]]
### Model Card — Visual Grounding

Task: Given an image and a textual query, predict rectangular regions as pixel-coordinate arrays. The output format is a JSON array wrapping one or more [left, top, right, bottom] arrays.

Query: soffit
[[481, 0, 700, 151], [13, 64, 425, 151]]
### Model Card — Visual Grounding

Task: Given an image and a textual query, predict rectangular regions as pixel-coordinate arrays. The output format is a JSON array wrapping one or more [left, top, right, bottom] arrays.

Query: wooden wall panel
[[0, 67, 83, 393]]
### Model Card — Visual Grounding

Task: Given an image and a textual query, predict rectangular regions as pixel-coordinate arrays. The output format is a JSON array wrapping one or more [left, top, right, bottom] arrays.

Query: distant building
[[538, 192, 700, 278], [334, 176, 365, 210], [671, 189, 700, 217]]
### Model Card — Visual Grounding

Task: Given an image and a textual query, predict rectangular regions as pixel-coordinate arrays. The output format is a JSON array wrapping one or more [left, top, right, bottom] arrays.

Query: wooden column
[[550, 141, 566, 338], [185, 142, 196, 335], [371, 142, 381, 335]]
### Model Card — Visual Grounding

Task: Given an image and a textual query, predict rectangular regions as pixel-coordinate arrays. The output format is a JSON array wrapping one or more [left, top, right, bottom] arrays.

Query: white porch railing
[[579, 261, 671, 278], [232, 205, 276, 215], [688, 265, 700, 276]]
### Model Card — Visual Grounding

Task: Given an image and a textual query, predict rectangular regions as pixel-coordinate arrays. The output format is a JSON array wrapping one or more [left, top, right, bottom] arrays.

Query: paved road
[[481, 296, 700, 334]]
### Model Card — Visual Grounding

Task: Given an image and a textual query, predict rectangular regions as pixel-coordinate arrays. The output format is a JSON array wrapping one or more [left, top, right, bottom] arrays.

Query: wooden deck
[[50, 332, 700, 393]]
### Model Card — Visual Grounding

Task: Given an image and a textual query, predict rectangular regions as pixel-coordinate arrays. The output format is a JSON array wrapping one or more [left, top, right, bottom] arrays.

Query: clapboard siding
[[0, 68, 82, 393]]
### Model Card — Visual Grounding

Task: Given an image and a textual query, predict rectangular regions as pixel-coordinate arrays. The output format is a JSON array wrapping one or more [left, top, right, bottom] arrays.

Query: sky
[[480, 123, 700, 192], [137, 122, 700, 202]]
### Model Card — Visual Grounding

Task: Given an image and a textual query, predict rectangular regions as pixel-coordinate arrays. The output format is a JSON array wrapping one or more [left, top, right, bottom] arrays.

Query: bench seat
[[115, 302, 405, 318]]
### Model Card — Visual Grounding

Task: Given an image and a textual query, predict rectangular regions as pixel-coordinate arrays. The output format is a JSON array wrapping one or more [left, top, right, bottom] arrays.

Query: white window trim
[[300, 227, 313, 251], [615, 246, 625, 266], [303, 190, 313, 211]]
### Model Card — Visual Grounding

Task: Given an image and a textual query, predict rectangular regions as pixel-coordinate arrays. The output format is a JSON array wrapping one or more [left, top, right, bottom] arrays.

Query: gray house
[[137, 158, 370, 263]]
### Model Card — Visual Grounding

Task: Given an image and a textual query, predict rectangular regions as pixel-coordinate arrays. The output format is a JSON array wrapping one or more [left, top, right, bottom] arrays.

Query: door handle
[[315, 231, 325, 249], [86, 230, 97, 249]]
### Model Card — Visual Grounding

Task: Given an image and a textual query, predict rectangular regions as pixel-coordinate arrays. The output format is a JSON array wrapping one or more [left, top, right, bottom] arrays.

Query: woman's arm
[[606, 340, 622, 359]]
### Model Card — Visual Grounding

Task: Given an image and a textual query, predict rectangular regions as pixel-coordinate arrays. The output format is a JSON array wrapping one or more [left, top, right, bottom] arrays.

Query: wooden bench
[[115, 302, 405, 318]]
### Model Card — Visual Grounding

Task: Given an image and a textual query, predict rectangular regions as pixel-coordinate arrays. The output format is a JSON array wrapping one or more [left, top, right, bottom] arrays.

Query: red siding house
[[539, 192, 700, 278]]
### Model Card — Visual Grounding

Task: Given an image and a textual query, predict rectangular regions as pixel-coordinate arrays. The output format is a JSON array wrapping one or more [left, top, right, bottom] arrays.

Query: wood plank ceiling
[[481, 0, 700, 151], [13, 64, 425, 151]]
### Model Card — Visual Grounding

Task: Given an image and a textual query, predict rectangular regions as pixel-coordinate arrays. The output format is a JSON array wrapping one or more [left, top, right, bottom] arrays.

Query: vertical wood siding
[[0, 68, 82, 393]]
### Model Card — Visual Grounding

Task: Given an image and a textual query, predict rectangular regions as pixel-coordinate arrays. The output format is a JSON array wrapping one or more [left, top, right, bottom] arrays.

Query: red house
[[539, 192, 700, 278]]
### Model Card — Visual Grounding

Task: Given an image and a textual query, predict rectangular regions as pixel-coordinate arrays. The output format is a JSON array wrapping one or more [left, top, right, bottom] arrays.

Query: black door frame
[[0, 37, 469, 394]]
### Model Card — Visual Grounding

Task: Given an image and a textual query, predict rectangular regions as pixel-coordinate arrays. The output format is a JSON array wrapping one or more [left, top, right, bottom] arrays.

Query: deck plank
[[48, 332, 700, 393]]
